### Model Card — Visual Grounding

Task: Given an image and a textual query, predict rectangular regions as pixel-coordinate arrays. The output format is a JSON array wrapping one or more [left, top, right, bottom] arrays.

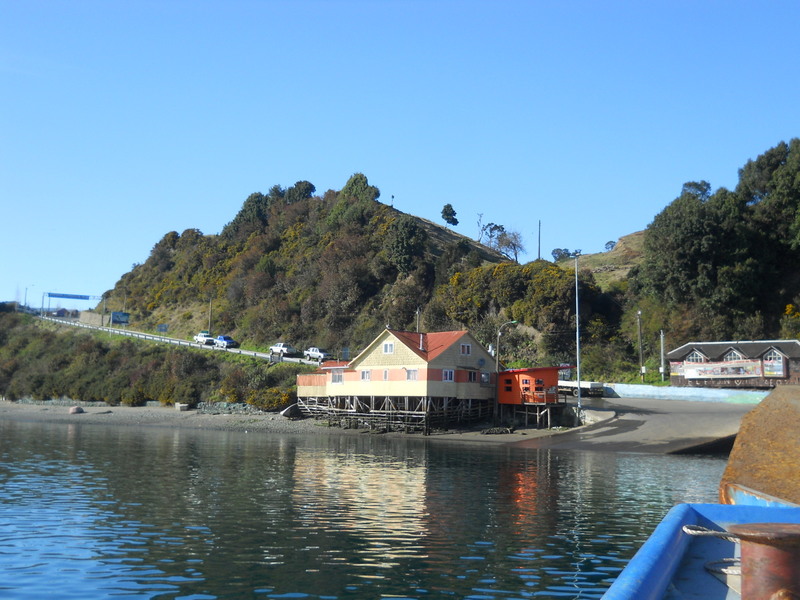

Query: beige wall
[[297, 330, 497, 400]]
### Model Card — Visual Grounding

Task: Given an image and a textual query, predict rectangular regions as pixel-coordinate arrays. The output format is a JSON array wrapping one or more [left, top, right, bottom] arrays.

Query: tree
[[605, 241, 616, 251], [481, 223, 505, 248], [284, 181, 316, 205], [496, 229, 525, 262], [441, 204, 458, 227], [339, 173, 380, 203], [551, 248, 571, 261], [221, 192, 271, 241], [385, 216, 428, 274]]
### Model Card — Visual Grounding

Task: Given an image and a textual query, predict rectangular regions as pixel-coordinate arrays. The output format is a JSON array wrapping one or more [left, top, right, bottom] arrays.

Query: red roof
[[388, 329, 468, 362]]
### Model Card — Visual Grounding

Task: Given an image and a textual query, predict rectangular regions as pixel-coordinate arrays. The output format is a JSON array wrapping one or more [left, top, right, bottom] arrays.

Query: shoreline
[[0, 400, 570, 445]]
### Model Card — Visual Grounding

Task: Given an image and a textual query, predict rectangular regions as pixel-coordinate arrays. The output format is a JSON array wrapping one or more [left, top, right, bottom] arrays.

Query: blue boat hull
[[602, 503, 800, 599]]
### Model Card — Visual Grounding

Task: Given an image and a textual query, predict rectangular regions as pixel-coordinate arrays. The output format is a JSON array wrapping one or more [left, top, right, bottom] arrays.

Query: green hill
[[558, 231, 645, 291]]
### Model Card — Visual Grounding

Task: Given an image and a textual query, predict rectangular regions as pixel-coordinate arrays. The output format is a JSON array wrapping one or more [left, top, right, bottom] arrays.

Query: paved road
[[515, 396, 758, 453]]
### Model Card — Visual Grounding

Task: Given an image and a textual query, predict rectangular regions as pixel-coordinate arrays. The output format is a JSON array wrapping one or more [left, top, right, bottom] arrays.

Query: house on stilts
[[295, 328, 497, 432]]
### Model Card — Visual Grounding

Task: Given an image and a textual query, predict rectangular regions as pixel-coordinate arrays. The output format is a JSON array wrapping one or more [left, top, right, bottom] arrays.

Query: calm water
[[0, 419, 725, 599]]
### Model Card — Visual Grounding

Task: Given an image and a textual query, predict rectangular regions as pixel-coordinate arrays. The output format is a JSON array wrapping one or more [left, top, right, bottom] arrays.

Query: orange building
[[497, 367, 563, 405]]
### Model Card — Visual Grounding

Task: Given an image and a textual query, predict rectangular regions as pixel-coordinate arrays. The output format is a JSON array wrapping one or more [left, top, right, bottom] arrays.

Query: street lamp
[[575, 253, 582, 414], [494, 319, 517, 422], [637, 310, 644, 382]]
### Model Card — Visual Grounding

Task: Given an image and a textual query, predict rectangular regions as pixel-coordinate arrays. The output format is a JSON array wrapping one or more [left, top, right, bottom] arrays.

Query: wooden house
[[496, 366, 566, 427], [667, 339, 800, 389], [296, 328, 497, 431]]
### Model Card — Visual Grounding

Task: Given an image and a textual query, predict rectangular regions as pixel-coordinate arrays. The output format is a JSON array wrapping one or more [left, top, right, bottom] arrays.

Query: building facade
[[667, 340, 800, 389], [296, 328, 497, 430]]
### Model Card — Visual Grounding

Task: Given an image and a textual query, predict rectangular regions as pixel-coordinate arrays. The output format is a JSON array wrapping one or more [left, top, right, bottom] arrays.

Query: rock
[[69, 406, 85, 414]]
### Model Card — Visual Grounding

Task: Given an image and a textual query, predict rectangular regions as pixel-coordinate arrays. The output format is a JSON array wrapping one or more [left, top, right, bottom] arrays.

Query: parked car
[[194, 331, 214, 345], [214, 335, 239, 349], [304, 347, 332, 361], [269, 342, 297, 356]]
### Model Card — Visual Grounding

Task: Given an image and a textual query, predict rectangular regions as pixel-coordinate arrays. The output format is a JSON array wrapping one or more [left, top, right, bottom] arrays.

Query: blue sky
[[3, 0, 799, 309]]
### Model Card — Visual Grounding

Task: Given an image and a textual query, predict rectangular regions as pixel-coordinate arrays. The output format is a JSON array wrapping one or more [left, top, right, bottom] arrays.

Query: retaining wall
[[606, 382, 768, 404]]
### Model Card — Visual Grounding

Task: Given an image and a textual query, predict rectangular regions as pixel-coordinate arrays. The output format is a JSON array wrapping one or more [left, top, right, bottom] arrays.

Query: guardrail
[[41, 317, 319, 366]]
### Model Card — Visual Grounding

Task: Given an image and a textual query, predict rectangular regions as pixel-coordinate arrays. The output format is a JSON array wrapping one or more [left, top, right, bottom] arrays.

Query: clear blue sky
[[3, 0, 799, 309]]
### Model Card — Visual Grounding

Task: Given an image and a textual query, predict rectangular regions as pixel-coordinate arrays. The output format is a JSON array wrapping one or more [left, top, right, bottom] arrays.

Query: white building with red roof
[[296, 328, 497, 429]]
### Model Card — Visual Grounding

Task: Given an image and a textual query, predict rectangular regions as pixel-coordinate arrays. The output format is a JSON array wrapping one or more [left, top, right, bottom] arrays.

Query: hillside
[[91, 138, 800, 374], [101, 175, 514, 354], [558, 231, 644, 291]]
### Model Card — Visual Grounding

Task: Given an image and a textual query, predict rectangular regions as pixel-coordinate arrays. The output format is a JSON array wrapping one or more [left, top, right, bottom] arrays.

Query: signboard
[[763, 358, 785, 377], [682, 360, 762, 379], [47, 292, 91, 300], [110, 312, 130, 325]]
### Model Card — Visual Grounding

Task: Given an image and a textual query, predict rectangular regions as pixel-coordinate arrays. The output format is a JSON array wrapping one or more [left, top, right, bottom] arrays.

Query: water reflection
[[0, 419, 726, 599]]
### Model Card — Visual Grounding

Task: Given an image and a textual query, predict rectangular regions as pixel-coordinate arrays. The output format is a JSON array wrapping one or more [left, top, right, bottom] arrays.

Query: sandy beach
[[0, 399, 565, 445]]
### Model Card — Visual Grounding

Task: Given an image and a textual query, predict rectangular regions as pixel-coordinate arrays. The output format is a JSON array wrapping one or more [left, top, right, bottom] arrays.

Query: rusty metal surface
[[720, 386, 800, 505], [728, 522, 800, 600]]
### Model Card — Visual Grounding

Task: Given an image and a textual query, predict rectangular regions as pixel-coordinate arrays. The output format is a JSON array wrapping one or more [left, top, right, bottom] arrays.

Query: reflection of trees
[[6, 421, 726, 598]]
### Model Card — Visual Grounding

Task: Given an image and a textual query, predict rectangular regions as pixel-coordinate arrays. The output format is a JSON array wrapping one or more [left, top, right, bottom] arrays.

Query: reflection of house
[[667, 340, 800, 388], [296, 328, 496, 431]]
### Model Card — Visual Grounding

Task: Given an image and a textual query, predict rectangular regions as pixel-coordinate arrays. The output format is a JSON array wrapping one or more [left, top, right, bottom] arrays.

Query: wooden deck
[[296, 395, 491, 433]]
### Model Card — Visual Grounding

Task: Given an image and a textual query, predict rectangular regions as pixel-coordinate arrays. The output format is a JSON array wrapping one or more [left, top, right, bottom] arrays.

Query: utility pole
[[637, 310, 644, 382], [575, 254, 582, 413]]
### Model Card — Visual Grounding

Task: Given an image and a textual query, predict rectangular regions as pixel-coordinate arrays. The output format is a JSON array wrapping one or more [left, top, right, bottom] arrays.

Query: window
[[383, 369, 389, 381], [522, 378, 530, 385], [685, 350, 706, 363], [724, 349, 744, 361], [383, 342, 394, 354], [331, 369, 343, 384], [460, 343, 471, 355], [361, 370, 371, 381], [763, 349, 785, 377], [442, 369, 454, 382], [468, 371, 477, 383], [406, 369, 418, 381], [480, 372, 491, 384]]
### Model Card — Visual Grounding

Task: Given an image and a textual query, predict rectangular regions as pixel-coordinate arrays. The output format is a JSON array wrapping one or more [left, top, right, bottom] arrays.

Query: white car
[[269, 342, 297, 356], [304, 347, 332, 361], [194, 332, 214, 345]]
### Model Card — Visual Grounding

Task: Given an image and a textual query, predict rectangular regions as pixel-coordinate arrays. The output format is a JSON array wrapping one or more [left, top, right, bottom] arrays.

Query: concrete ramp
[[515, 396, 757, 454]]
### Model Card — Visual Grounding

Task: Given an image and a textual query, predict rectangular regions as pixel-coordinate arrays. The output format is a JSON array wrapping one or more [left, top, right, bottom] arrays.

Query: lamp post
[[494, 319, 517, 422], [637, 310, 644, 382], [575, 253, 582, 414]]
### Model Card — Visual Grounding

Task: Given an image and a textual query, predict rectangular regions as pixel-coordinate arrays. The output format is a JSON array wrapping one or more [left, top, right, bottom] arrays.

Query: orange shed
[[497, 367, 562, 405]]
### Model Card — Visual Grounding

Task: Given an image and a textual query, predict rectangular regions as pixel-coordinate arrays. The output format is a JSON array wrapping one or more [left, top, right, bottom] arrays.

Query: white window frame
[[685, 350, 706, 363], [383, 342, 394, 354], [406, 369, 418, 381], [383, 369, 389, 381], [460, 343, 471, 355], [331, 369, 344, 384], [361, 370, 371, 382], [724, 349, 744, 362], [442, 369, 454, 382], [764, 349, 783, 362], [468, 371, 477, 383]]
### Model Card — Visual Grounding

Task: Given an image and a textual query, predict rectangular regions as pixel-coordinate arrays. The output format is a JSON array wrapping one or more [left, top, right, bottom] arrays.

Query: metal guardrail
[[40, 317, 320, 366]]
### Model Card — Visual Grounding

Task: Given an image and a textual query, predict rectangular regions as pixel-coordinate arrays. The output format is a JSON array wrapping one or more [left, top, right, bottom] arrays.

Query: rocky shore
[[0, 399, 560, 444]]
